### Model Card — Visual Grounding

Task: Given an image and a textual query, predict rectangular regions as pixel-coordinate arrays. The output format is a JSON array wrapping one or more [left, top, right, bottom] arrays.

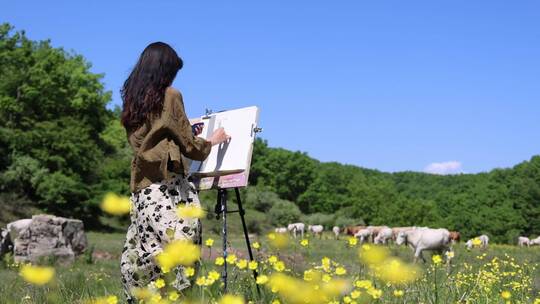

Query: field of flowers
[[1, 229, 540, 304], [0, 195, 537, 303]]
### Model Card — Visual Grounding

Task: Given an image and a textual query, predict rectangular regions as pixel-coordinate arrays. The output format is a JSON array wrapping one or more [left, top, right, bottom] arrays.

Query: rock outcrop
[[0, 215, 87, 264]]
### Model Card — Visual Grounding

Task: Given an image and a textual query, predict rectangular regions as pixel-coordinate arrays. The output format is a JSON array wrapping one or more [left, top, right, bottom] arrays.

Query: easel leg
[[234, 188, 261, 295], [218, 189, 228, 292]]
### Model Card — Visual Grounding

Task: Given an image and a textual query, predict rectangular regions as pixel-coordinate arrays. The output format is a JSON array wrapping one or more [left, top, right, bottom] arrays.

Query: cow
[[465, 234, 489, 250], [449, 231, 461, 243], [366, 226, 387, 242], [374, 227, 393, 245], [287, 223, 305, 239], [391, 227, 413, 241], [308, 225, 324, 239], [395, 227, 452, 263], [517, 236, 530, 247], [332, 226, 340, 240], [344, 225, 365, 236], [274, 227, 287, 234], [354, 228, 372, 244], [530, 236, 540, 246]]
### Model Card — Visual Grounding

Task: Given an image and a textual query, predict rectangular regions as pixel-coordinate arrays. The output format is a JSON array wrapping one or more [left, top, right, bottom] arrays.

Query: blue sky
[[3, 1, 539, 173]]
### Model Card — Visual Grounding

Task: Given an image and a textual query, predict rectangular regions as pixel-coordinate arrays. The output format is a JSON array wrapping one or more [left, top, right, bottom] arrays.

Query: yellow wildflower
[[237, 259, 248, 269], [268, 255, 278, 264], [322, 279, 350, 297], [367, 288, 382, 299], [155, 278, 165, 288], [300, 239, 309, 247], [184, 266, 195, 277], [256, 274, 269, 284], [132, 288, 152, 300], [168, 291, 179, 301], [205, 276, 217, 285], [501, 291, 511, 299], [378, 258, 420, 284], [149, 294, 161, 303], [348, 237, 358, 247], [432, 255, 443, 265], [322, 257, 331, 272], [393, 290, 404, 297], [472, 238, 482, 246], [100, 193, 131, 216], [19, 264, 55, 286], [273, 261, 285, 272], [176, 204, 206, 219], [205, 238, 214, 247], [303, 269, 321, 282], [359, 244, 388, 266], [355, 280, 373, 289], [156, 240, 200, 272], [196, 276, 206, 286], [107, 296, 118, 304], [215, 257, 225, 266], [248, 260, 258, 270], [350, 290, 361, 299], [226, 254, 237, 265], [88, 296, 118, 304], [208, 270, 221, 281], [219, 294, 245, 304], [252, 242, 261, 249], [335, 267, 347, 275], [268, 233, 289, 249]]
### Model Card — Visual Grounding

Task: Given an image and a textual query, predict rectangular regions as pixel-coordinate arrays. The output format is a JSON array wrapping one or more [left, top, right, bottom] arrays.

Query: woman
[[119, 42, 229, 302]]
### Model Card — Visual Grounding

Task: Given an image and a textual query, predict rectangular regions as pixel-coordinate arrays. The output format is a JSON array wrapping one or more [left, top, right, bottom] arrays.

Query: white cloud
[[424, 161, 463, 175]]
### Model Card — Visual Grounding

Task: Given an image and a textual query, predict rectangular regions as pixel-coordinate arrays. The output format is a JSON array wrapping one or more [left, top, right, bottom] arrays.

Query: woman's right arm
[[163, 89, 229, 160]]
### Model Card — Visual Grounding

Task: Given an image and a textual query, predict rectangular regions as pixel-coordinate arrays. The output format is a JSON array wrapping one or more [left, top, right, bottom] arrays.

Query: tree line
[[1, 23, 538, 242]]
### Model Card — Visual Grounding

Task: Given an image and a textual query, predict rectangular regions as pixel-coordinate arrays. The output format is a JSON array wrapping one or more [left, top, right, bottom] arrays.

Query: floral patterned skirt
[[120, 172, 202, 302]]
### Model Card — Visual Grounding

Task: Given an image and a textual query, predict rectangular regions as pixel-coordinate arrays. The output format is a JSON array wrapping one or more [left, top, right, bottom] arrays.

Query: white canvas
[[188, 106, 259, 189]]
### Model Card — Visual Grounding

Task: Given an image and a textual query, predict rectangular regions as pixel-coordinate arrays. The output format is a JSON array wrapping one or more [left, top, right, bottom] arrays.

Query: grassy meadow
[[1, 221, 540, 304]]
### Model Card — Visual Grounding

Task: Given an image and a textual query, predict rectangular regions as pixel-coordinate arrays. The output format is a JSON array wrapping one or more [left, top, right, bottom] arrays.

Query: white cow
[[374, 227, 393, 245], [517, 236, 530, 247], [308, 225, 324, 239], [287, 223, 305, 239], [354, 228, 372, 244], [332, 226, 340, 240], [465, 234, 489, 250], [395, 228, 452, 263], [366, 226, 387, 242], [275, 227, 287, 234], [530, 236, 540, 246]]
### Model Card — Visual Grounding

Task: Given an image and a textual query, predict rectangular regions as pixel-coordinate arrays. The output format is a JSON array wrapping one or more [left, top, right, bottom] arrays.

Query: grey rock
[[2, 215, 88, 264], [0, 228, 10, 256]]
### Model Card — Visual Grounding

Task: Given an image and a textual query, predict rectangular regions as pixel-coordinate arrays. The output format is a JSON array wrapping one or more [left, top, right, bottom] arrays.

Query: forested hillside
[[249, 139, 540, 243], [1, 23, 538, 243]]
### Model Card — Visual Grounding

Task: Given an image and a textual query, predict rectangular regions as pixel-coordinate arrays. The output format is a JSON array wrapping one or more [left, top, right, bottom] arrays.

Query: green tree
[[0, 23, 111, 222]]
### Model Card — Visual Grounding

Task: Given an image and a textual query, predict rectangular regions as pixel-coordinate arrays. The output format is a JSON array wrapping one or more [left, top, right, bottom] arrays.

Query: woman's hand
[[209, 127, 231, 145]]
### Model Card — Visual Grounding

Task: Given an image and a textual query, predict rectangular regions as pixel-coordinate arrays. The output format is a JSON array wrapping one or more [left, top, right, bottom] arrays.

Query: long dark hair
[[121, 42, 183, 131]]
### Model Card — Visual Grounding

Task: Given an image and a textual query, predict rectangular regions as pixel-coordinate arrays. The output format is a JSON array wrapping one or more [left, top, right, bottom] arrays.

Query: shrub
[[268, 199, 302, 227]]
